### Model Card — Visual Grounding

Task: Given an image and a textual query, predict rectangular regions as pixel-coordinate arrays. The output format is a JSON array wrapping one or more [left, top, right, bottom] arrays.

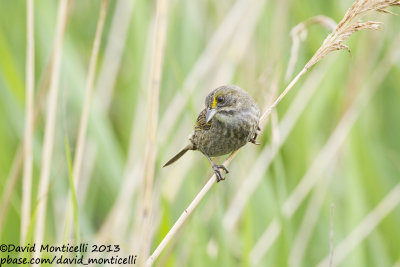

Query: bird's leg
[[205, 155, 229, 182]]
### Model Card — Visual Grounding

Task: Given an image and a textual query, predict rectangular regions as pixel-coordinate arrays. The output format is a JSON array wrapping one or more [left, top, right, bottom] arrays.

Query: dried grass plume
[[306, 0, 400, 69]]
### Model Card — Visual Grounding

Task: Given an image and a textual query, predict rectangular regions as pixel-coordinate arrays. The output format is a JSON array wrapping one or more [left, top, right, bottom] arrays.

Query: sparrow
[[163, 85, 260, 182]]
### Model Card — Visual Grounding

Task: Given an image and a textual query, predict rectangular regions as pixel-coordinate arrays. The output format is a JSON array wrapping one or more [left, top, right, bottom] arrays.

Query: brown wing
[[194, 108, 211, 131]]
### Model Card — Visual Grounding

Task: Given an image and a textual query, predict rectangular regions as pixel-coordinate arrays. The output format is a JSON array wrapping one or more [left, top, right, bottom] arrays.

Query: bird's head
[[204, 85, 252, 123]]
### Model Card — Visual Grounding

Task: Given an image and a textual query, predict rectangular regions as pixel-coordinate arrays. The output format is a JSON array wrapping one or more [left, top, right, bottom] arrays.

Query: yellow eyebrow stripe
[[212, 97, 217, 108]]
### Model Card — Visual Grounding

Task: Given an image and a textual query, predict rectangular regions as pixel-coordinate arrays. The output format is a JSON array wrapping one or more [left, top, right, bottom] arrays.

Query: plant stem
[[21, 0, 35, 245], [138, 0, 168, 265], [34, 0, 69, 256]]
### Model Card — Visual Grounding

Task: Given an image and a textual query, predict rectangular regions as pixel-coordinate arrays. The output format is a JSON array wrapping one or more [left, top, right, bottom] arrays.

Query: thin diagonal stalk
[[317, 183, 400, 267], [226, 0, 400, 233], [138, 0, 168, 264], [145, 151, 239, 267], [146, 0, 400, 264], [72, 0, 109, 190], [223, 64, 328, 230], [0, 49, 54, 240], [1, 149, 22, 240], [145, 24, 325, 267], [249, 218, 282, 265], [329, 204, 335, 267], [77, 0, 135, 210], [150, 1, 267, 231], [161, 0, 268, 203], [63, 0, 109, 240], [97, 0, 135, 110], [285, 15, 336, 81], [33, 0, 69, 255], [288, 173, 333, 267], [123, 17, 156, 254], [281, 58, 389, 218], [158, 0, 251, 143], [57, 0, 135, 246], [20, 0, 35, 245], [249, 37, 400, 264]]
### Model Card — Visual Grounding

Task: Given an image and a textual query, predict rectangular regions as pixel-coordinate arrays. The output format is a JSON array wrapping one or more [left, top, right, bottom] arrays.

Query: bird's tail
[[163, 144, 194, 167]]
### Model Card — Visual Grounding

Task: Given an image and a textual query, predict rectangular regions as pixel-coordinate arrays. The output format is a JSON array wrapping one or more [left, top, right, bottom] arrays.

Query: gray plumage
[[163, 85, 260, 181]]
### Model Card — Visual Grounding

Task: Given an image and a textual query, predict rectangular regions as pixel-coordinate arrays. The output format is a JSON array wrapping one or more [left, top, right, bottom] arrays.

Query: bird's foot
[[250, 134, 260, 145], [250, 127, 261, 145], [250, 138, 260, 145], [213, 164, 229, 182]]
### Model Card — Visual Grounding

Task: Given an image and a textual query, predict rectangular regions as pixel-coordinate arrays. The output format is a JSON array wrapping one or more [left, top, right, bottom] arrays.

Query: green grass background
[[0, 0, 400, 266]]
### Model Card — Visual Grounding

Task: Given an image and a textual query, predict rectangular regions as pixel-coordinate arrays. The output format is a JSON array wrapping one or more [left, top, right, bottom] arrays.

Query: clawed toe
[[250, 131, 260, 145], [250, 139, 260, 145], [217, 164, 229, 174], [213, 165, 229, 182], [214, 170, 224, 182]]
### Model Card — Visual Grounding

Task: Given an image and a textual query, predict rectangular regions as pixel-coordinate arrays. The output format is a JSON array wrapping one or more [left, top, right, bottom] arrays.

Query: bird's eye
[[216, 95, 224, 103]]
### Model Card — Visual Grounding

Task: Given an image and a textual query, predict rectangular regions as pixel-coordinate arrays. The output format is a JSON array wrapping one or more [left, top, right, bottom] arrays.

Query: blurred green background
[[0, 0, 400, 266]]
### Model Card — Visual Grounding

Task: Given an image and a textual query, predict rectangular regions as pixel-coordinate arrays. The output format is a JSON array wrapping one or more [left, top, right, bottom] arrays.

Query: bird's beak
[[205, 108, 217, 123]]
